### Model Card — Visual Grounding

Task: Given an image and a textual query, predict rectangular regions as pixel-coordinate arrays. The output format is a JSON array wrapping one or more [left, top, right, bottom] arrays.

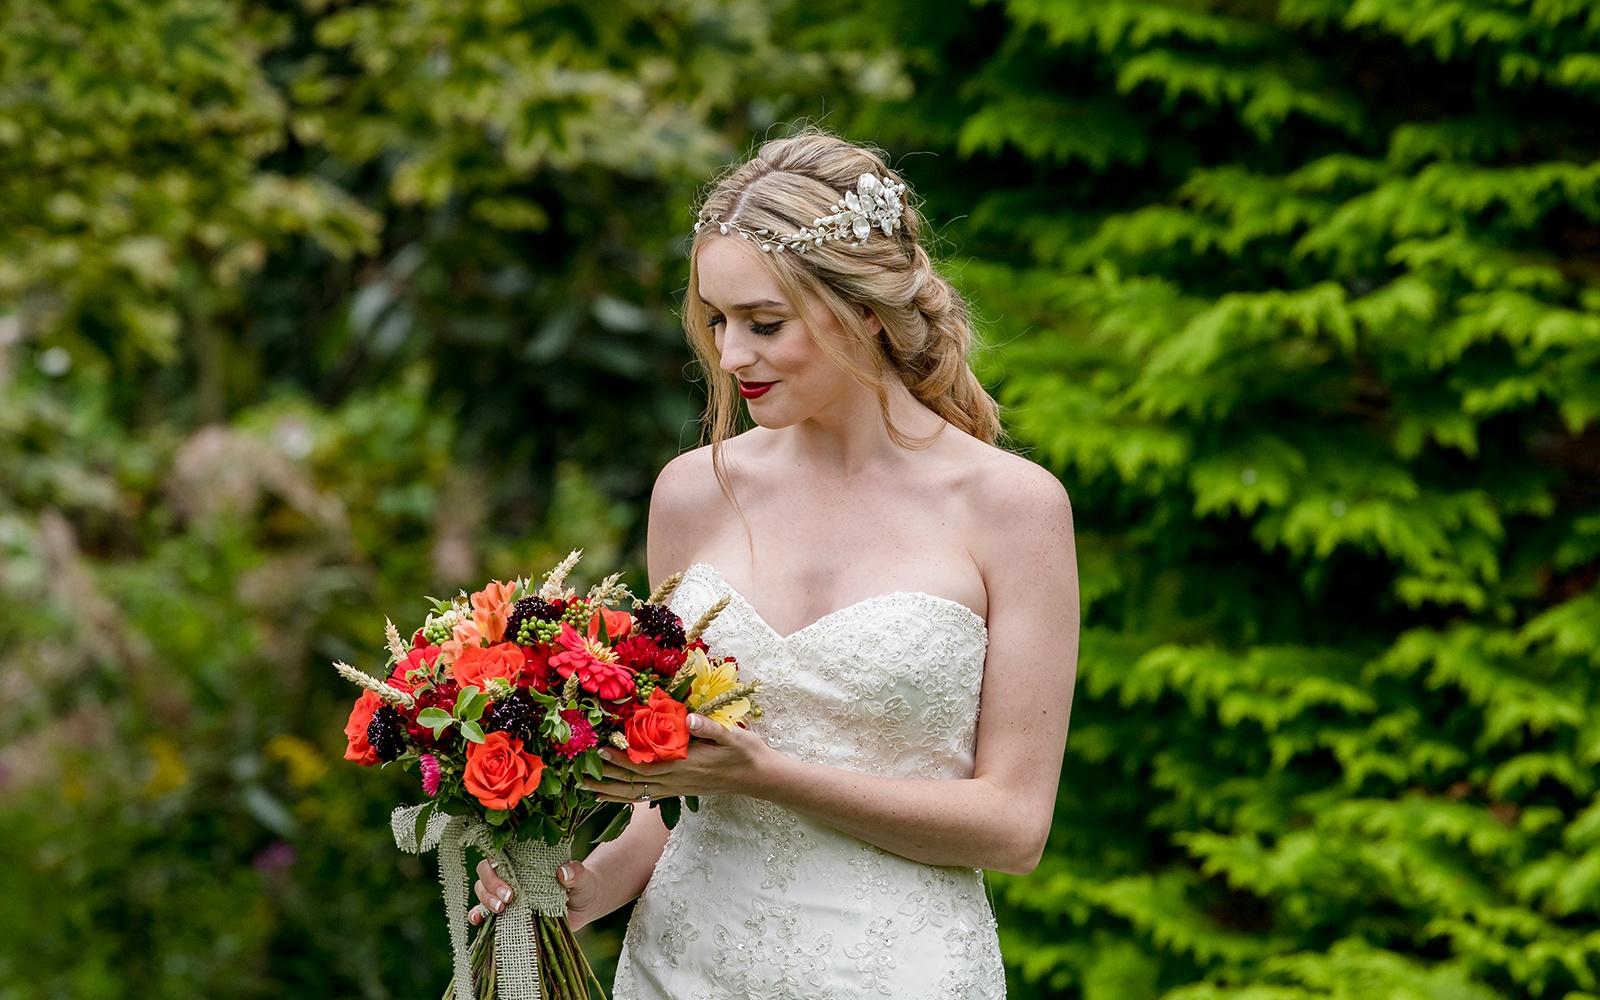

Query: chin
[[749, 410, 793, 429]]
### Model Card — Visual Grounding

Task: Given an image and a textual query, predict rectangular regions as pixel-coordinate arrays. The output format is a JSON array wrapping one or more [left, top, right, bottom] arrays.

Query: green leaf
[[460, 720, 486, 743], [580, 753, 604, 780], [658, 797, 682, 830], [418, 707, 454, 737], [684, 795, 700, 813], [595, 804, 633, 845], [454, 685, 483, 719], [485, 809, 508, 826]]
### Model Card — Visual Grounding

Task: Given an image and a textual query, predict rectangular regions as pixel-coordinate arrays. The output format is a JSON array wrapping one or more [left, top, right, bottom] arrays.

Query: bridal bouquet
[[334, 550, 759, 1000]]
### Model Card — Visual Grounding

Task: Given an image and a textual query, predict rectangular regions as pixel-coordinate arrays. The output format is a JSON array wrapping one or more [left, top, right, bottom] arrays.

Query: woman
[[469, 127, 1079, 998]]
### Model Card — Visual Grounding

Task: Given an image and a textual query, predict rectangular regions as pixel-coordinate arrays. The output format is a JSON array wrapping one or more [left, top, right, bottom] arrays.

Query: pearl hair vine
[[693, 172, 908, 254]]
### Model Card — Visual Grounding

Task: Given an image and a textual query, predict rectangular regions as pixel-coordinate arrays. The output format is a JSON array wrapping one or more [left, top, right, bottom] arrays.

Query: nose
[[716, 322, 761, 376]]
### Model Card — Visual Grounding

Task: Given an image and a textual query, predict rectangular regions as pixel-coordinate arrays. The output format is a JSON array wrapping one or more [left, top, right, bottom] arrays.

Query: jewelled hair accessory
[[693, 172, 907, 254]]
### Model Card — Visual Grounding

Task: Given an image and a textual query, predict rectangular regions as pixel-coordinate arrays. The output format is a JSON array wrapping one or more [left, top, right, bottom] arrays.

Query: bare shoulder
[[954, 443, 1075, 586], [646, 433, 759, 584]]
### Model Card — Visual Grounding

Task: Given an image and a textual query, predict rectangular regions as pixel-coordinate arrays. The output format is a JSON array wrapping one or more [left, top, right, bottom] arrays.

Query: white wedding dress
[[613, 561, 1005, 999]]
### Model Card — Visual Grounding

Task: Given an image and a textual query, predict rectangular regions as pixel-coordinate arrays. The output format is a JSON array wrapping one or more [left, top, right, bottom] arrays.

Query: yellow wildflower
[[684, 648, 753, 728]]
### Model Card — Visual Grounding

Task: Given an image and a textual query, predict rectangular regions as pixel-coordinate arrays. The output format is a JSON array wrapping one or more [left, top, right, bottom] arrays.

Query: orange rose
[[624, 688, 691, 765], [343, 691, 383, 766], [463, 731, 546, 811], [587, 606, 633, 642], [452, 643, 525, 690]]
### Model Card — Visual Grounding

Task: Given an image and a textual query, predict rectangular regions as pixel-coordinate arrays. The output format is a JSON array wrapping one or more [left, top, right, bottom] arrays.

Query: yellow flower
[[684, 648, 753, 728]]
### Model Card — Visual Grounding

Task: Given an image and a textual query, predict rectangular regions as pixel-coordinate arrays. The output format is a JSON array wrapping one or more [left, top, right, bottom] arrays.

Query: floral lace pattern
[[613, 562, 1004, 999]]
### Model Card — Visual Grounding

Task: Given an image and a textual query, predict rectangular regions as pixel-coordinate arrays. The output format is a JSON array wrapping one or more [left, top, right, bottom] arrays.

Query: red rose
[[404, 678, 459, 748], [602, 697, 641, 727], [614, 635, 686, 675], [624, 688, 691, 765], [518, 643, 555, 692], [343, 691, 383, 766], [462, 731, 546, 811], [452, 643, 524, 690]]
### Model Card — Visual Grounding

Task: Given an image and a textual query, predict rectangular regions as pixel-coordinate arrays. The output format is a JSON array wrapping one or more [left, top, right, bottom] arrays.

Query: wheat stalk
[[586, 571, 629, 606], [333, 661, 417, 709], [696, 680, 762, 716], [645, 570, 684, 605], [538, 548, 583, 601], [684, 595, 731, 644], [384, 617, 407, 664]]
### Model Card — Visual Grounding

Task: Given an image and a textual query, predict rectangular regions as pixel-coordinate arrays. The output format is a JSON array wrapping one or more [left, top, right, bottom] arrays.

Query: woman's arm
[[747, 467, 1079, 875], [593, 463, 1080, 875], [565, 801, 670, 931]]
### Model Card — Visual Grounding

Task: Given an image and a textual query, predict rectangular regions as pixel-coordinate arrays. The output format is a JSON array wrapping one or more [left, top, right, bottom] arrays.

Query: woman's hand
[[469, 857, 599, 931], [579, 713, 774, 802]]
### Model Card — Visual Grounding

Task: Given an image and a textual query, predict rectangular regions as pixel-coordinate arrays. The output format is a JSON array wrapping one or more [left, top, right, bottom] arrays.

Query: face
[[696, 235, 875, 427]]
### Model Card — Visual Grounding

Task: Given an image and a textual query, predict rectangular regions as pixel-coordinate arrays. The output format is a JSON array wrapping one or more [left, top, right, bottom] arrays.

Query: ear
[[858, 304, 883, 336]]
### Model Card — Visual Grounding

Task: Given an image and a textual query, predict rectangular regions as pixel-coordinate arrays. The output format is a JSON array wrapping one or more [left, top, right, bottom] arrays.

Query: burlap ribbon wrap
[[392, 804, 574, 1000]]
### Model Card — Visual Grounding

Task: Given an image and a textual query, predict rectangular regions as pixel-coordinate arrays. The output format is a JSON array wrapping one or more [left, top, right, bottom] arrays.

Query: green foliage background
[[2, 0, 1597, 997]]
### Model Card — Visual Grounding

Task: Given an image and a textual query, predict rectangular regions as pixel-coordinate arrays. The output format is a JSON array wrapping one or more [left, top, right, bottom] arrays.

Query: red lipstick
[[738, 380, 776, 399]]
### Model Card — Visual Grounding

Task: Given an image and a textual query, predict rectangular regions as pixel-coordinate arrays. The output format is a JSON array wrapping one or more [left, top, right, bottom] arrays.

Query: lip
[[738, 380, 776, 399]]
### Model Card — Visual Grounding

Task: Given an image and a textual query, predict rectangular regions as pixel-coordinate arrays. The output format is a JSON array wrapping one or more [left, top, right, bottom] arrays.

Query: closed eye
[[708, 315, 784, 336]]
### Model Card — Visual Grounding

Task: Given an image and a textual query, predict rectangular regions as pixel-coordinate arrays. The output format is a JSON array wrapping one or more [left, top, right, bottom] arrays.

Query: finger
[[597, 762, 666, 781], [597, 751, 664, 777], [557, 862, 582, 889], [469, 903, 490, 926], [476, 858, 514, 906], [583, 777, 664, 798], [589, 788, 655, 803], [686, 713, 726, 741], [475, 877, 508, 914]]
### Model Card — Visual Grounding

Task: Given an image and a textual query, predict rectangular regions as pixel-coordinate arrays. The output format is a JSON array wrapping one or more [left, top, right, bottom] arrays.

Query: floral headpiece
[[693, 172, 908, 254]]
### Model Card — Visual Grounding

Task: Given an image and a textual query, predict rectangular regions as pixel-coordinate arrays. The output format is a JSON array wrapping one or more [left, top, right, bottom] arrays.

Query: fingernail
[[689, 714, 703, 731], [490, 898, 504, 912], [497, 886, 513, 903], [558, 864, 574, 883]]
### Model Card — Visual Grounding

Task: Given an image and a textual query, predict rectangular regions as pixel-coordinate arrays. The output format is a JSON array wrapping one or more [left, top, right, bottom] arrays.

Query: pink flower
[[419, 753, 442, 797], [554, 709, 598, 759], [548, 622, 637, 701]]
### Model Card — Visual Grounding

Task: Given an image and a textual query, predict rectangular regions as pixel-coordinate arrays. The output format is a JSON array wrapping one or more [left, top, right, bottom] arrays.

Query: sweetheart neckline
[[682, 561, 990, 644]]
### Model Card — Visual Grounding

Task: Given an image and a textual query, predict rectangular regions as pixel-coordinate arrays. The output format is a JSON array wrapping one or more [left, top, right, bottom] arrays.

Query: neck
[[784, 377, 945, 477]]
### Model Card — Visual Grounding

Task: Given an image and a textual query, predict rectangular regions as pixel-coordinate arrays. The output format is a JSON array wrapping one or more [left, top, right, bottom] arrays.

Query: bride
[[467, 127, 1079, 998]]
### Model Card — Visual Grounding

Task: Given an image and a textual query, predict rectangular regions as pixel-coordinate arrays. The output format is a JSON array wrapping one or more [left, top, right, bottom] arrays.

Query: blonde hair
[[681, 126, 1004, 536]]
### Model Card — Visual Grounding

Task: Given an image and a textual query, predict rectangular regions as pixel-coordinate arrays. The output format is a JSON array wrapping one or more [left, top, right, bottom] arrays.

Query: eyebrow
[[697, 295, 786, 311]]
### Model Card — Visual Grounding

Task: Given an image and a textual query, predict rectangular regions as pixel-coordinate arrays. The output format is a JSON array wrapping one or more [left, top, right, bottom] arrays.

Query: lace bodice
[[612, 561, 1005, 999]]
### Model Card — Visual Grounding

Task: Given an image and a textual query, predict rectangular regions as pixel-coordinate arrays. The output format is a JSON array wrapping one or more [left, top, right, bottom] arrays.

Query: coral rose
[[343, 691, 383, 766], [624, 688, 691, 765], [452, 642, 525, 690], [586, 606, 633, 642], [463, 731, 546, 811]]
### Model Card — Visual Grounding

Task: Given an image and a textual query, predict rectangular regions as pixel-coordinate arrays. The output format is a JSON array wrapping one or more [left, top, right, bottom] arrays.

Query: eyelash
[[708, 316, 783, 337]]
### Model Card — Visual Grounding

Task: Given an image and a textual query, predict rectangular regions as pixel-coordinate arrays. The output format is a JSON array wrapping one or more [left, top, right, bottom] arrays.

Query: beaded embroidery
[[613, 562, 1003, 999]]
